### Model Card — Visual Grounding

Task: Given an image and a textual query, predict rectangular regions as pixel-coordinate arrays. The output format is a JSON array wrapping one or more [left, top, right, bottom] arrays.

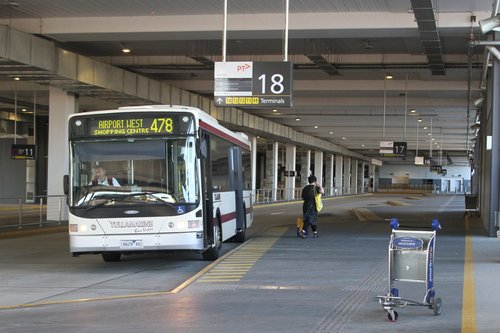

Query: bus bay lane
[[0, 225, 286, 309]]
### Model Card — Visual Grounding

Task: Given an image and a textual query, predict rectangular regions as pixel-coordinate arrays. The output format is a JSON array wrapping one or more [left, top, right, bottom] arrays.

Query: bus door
[[200, 133, 215, 247], [229, 146, 245, 233]]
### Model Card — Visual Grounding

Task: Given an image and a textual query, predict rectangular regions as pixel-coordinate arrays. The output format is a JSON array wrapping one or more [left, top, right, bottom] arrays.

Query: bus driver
[[90, 166, 120, 187]]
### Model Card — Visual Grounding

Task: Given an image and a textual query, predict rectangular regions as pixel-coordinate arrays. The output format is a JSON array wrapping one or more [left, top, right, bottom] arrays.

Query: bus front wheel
[[202, 222, 222, 261]]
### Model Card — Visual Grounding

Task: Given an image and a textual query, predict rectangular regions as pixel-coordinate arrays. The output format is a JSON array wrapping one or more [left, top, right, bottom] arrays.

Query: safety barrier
[[0, 195, 67, 230]]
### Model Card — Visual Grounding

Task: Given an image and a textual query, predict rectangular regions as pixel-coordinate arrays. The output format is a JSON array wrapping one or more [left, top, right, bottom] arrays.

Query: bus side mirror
[[63, 175, 69, 195]]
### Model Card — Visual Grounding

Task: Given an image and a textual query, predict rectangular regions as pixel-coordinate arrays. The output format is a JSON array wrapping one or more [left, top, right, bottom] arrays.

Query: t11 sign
[[11, 144, 37, 160]]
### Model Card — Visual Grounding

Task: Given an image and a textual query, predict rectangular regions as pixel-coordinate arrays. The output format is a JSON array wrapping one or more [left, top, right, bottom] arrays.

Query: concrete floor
[[0, 193, 494, 333]]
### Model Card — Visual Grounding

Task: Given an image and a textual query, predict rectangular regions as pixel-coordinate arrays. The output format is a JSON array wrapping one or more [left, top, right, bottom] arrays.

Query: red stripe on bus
[[199, 120, 251, 151]]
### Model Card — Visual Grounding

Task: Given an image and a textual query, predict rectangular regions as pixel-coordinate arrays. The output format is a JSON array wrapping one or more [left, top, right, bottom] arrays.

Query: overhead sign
[[11, 144, 37, 160], [214, 61, 293, 107], [380, 141, 407, 157], [430, 165, 442, 173], [416, 156, 432, 166]]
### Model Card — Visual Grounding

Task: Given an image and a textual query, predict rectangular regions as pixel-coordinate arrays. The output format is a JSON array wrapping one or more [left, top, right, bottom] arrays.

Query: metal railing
[[253, 186, 373, 205], [0, 195, 67, 230]]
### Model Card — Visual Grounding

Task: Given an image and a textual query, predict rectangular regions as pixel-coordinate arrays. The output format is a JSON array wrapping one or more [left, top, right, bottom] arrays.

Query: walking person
[[300, 175, 324, 238]]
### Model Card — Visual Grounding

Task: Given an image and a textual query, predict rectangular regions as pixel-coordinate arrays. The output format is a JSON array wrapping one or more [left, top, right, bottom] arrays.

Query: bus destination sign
[[214, 61, 293, 107], [70, 113, 194, 138]]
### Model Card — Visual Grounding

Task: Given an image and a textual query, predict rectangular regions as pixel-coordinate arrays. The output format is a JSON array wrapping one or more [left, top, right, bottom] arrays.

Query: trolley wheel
[[387, 311, 398, 322], [432, 297, 442, 316]]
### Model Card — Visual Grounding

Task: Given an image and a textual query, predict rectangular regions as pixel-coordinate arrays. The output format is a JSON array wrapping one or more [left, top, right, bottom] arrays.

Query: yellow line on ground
[[352, 208, 367, 221], [462, 216, 477, 333], [196, 226, 288, 284], [0, 290, 174, 310], [386, 200, 411, 206], [352, 208, 382, 221], [197, 279, 241, 283]]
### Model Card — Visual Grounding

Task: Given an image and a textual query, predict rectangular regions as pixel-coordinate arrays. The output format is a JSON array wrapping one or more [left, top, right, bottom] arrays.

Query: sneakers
[[313, 231, 318, 238], [299, 230, 306, 239]]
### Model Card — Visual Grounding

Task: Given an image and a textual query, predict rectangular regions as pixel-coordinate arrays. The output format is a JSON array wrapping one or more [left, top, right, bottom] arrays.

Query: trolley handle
[[389, 218, 441, 231]]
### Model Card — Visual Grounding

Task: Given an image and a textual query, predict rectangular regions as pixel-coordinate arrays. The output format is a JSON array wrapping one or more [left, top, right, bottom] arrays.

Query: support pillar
[[285, 144, 296, 200], [343, 157, 351, 194], [352, 159, 359, 194], [325, 154, 334, 196], [335, 154, 343, 195], [314, 150, 323, 186], [371, 164, 378, 192], [47, 87, 78, 221], [250, 135, 257, 204], [300, 150, 311, 187], [361, 162, 366, 193], [489, 53, 500, 236], [265, 142, 279, 201]]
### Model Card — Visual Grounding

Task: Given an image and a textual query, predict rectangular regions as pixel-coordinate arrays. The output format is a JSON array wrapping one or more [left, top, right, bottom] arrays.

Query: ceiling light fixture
[[314, 125, 318, 129], [385, 73, 393, 80], [410, 109, 416, 113], [13, 77, 20, 81], [120, 43, 131, 53], [295, 117, 300, 121], [418, 118, 422, 122]]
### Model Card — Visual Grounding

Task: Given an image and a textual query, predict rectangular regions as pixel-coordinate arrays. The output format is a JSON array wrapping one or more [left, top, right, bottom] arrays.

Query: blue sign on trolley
[[392, 237, 423, 250]]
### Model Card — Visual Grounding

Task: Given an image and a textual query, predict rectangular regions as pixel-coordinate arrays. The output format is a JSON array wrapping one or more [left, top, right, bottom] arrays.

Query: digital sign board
[[69, 113, 195, 138]]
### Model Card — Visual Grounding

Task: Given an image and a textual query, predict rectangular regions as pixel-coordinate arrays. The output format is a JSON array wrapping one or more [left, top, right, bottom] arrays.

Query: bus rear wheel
[[202, 222, 222, 261], [102, 252, 121, 262]]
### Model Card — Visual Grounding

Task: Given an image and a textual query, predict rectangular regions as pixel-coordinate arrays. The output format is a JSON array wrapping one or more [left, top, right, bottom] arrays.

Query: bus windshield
[[70, 137, 199, 210]]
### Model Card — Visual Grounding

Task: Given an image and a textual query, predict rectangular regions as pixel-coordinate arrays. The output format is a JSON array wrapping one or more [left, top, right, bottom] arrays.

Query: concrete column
[[335, 154, 343, 195], [371, 164, 378, 192], [314, 150, 323, 186], [343, 157, 351, 194], [352, 159, 359, 194], [489, 53, 500, 237], [325, 154, 334, 196], [361, 162, 366, 193], [285, 144, 296, 200], [300, 150, 311, 187], [264, 142, 279, 201], [264, 142, 278, 201], [250, 135, 257, 203], [47, 87, 78, 221], [25, 135, 36, 203]]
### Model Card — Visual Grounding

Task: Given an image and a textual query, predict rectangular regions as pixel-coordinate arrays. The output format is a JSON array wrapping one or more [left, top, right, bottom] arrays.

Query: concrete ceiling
[[0, 0, 496, 166]]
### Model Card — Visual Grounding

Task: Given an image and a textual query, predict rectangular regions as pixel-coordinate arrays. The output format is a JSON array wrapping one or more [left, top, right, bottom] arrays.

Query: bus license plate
[[120, 240, 143, 249]]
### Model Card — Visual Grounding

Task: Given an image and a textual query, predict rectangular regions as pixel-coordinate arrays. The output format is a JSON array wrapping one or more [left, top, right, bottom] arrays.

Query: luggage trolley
[[375, 218, 442, 321]]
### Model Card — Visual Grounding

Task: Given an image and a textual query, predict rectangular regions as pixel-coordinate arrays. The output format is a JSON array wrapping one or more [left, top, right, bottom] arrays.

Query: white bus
[[63, 105, 253, 262]]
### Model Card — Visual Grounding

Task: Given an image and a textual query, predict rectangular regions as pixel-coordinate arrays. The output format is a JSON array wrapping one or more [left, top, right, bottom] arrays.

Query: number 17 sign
[[214, 61, 293, 107]]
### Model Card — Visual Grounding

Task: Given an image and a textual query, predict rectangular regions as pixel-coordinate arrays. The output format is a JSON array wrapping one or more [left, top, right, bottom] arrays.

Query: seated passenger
[[90, 166, 120, 187]]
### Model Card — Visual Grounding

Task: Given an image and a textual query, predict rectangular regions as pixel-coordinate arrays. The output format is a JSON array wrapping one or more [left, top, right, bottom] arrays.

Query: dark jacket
[[302, 184, 320, 219]]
